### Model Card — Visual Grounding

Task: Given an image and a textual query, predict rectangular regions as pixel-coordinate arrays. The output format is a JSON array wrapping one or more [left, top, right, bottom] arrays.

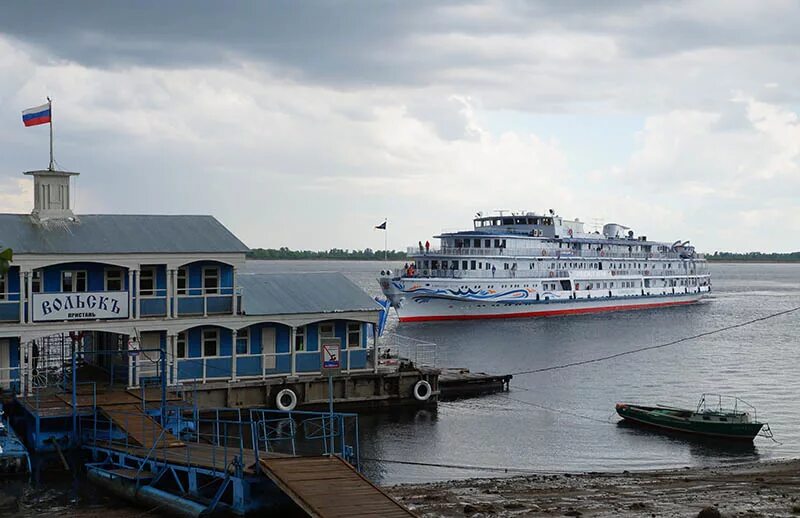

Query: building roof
[[0, 214, 249, 254], [239, 272, 382, 316]]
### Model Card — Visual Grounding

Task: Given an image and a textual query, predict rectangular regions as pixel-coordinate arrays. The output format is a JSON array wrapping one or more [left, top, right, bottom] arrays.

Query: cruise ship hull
[[380, 279, 707, 322]]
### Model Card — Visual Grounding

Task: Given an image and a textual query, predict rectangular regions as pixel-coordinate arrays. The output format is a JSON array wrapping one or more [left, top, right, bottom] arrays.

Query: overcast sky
[[1, 1, 799, 253]]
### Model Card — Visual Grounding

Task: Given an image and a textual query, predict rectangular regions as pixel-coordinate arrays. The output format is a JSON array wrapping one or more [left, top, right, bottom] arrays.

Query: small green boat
[[616, 394, 771, 442]]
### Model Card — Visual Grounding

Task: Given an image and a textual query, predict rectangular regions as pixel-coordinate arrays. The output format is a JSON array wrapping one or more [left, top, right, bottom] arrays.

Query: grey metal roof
[[0, 214, 249, 254], [239, 272, 382, 316]]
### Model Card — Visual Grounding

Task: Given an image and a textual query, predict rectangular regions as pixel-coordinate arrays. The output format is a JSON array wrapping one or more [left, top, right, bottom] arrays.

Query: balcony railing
[[0, 365, 20, 391], [175, 292, 238, 317], [3, 287, 243, 322], [0, 292, 21, 322], [170, 347, 370, 384]]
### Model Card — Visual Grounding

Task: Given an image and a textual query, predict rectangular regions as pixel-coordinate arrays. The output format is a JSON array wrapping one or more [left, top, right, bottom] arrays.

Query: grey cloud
[[4, 1, 799, 91]]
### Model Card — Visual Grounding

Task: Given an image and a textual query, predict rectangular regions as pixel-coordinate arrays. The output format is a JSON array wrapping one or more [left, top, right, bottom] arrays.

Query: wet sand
[[387, 459, 800, 517]]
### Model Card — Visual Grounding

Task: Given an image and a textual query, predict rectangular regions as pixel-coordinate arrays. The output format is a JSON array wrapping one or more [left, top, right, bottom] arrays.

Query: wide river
[[4, 261, 798, 514], [245, 260, 800, 484]]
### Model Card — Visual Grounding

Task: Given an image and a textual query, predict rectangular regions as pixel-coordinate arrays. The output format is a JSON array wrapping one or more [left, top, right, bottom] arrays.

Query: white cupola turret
[[24, 169, 79, 222]]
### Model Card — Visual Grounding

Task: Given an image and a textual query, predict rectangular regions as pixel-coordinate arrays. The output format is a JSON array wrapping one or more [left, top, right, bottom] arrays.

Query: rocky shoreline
[[387, 459, 800, 517]]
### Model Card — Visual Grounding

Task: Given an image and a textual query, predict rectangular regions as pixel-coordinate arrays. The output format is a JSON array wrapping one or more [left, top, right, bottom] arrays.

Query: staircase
[[99, 404, 184, 448]]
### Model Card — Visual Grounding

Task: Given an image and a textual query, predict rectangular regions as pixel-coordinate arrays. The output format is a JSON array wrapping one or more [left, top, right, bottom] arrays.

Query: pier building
[[0, 168, 384, 401]]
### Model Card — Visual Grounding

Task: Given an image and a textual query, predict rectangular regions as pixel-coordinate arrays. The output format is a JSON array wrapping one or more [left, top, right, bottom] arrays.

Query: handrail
[[134, 424, 170, 487]]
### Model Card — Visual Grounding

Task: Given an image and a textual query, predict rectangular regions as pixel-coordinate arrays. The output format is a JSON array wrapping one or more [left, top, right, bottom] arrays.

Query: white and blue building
[[0, 168, 383, 394]]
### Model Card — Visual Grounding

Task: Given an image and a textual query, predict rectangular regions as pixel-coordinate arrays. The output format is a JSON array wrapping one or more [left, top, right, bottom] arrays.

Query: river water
[[4, 261, 799, 513], [244, 260, 800, 484]]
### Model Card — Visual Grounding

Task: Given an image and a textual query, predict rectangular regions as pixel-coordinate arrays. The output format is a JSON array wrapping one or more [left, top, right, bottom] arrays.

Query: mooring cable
[[508, 304, 800, 377], [358, 456, 561, 475]]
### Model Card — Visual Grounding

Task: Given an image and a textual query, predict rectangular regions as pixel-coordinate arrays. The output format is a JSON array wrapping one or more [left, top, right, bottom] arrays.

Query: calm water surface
[[246, 260, 800, 484], [4, 261, 799, 514]]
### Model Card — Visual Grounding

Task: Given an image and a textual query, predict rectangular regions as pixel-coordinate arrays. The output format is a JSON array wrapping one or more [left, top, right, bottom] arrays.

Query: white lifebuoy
[[413, 380, 432, 402], [276, 388, 298, 411]]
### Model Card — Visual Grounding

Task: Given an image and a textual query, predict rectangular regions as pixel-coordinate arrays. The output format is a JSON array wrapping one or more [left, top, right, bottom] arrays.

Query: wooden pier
[[438, 368, 512, 399], [260, 456, 416, 518]]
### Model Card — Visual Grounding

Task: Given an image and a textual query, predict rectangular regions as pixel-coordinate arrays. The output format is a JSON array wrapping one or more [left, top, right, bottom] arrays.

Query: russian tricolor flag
[[22, 103, 51, 127]]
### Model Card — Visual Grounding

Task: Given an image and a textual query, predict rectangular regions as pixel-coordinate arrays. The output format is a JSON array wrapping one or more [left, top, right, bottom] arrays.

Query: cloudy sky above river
[[1, 1, 799, 252]]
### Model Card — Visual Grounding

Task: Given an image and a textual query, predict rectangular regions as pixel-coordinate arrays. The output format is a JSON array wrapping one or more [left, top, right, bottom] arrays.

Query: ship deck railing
[[409, 247, 703, 260], [397, 268, 710, 281]]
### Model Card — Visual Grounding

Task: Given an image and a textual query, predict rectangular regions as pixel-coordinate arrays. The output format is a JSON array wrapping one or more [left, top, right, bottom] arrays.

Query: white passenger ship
[[379, 211, 711, 322]]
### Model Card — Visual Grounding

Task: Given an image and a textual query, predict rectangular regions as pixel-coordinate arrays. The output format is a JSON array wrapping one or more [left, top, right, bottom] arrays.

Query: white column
[[134, 269, 141, 319], [372, 325, 379, 374], [290, 327, 297, 377], [128, 337, 135, 389], [128, 270, 135, 320], [174, 269, 180, 318], [26, 272, 33, 324], [18, 270, 25, 323], [166, 268, 173, 319], [168, 333, 177, 385], [231, 329, 238, 382], [20, 340, 28, 395], [134, 348, 141, 388], [231, 267, 238, 315]]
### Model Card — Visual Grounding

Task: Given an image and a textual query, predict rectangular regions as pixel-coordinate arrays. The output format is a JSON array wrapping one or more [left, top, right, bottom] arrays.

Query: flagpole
[[384, 218, 388, 262], [47, 97, 54, 171]]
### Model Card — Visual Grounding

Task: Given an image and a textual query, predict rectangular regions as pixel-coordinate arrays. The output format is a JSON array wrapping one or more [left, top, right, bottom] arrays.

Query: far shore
[[387, 458, 800, 517], [244, 257, 800, 264]]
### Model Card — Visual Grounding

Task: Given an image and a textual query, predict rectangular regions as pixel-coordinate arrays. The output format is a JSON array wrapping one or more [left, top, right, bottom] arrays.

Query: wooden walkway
[[99, 404, 184, 448], [259, 456, 417, 518]]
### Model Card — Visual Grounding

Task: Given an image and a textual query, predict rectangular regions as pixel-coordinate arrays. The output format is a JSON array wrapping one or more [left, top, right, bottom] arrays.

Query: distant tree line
[[708, 251, 800, 262], [247, 247, 408, 261]]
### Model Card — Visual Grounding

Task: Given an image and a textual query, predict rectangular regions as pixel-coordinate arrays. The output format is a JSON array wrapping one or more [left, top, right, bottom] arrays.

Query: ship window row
[[477, 217, 553, 227], [454, 238, 507, 249], [416, 260, 491, 271]]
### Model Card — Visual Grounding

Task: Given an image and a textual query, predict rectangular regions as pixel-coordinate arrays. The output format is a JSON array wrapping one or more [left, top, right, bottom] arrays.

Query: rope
[[489, 387, 612, 424], [509, 304, 800, 376], [359, 456, 556, 474]]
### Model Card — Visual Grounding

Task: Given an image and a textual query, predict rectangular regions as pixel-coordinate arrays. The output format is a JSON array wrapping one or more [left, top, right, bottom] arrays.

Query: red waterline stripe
[[398, 299, 697, 322]]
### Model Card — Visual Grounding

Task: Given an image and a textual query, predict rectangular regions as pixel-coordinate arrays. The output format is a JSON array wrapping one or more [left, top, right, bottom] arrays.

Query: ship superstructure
[[379, 211, 710, 322]]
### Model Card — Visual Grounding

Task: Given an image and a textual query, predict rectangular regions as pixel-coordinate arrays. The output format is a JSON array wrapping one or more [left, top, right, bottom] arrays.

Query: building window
[[202, 328, 219, 357], [0, 273, 6, 301], [176, 332, 187, 358], [139, 267, 156, 296], [318, 322, 335, 348], [236, 328, 250, 355], [202, 266, 219, 295], [347, 323, 361, 349], [176, 267, 188, 295], [31, 270, 41, 294], [295, 326, 306, 352], [105, 268, 124, 291], [62, 271, 87, 293]]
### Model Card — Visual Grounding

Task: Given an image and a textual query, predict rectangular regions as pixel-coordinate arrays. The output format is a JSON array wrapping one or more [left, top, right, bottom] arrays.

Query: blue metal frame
[[79, 405, 361, 515]]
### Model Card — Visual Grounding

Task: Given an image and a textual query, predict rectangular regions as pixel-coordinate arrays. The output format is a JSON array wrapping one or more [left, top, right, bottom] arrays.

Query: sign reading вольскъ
[[32, 292, 130, 321]]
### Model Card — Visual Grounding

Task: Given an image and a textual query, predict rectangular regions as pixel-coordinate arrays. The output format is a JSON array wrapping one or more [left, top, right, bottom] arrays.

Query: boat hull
[[390, 291, 704, 323], [616, 404, 763, 441]]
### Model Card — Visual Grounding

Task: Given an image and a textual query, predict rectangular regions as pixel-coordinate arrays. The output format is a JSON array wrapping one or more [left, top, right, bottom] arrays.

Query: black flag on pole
[[375, 221, 387, 230]]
